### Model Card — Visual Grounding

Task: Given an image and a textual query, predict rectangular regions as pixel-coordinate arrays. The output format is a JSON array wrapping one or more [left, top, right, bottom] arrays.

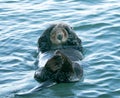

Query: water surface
[[0, 0, 120, 98]]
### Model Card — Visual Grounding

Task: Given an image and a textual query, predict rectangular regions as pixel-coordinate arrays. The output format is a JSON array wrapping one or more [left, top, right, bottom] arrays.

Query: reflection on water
[[0, 0, 120, 98]]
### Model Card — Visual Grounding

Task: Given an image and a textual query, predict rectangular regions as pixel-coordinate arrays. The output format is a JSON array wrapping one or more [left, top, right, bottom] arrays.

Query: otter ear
[[63, 24, 73, 34], [42, 24, 56, 36], [38, 24, 56, 52]]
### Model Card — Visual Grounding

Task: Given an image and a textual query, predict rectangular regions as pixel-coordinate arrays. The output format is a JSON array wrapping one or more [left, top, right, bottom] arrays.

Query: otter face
[[50, 24, 68, 45], [45, 53, 63, 72]]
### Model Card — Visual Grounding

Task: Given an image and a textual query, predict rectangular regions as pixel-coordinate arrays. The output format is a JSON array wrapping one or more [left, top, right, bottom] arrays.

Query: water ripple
[[0, 0, 120, 98]]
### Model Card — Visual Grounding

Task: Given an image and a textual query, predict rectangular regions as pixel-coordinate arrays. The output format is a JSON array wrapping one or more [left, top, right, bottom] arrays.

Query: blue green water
[[0, 0, 120, 98]]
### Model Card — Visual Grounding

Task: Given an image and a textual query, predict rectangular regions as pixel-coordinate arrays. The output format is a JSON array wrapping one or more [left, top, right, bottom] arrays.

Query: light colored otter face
[[50, 24, 68, 45]]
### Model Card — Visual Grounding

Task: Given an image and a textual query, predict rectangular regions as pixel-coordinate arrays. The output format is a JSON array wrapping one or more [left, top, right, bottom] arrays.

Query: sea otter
[[16, 23, 84, 95], [34, 23, 84, 90]]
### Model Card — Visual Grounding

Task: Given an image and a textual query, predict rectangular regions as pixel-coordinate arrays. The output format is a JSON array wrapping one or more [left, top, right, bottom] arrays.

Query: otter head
[[38, 22, 83, 53], [50, 23, 69, 45]]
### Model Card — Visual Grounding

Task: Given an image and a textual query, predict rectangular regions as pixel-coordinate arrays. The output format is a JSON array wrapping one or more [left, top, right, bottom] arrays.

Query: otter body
[[35, 23, 84, 84], [38, 48, 83, 68], [35, 50, 83, 83], [15, 23, 84, 95]]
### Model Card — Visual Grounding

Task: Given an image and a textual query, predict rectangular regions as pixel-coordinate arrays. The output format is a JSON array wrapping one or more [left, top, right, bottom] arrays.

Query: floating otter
[[33, 23, 84, 91], [16, 23, 84, 95]]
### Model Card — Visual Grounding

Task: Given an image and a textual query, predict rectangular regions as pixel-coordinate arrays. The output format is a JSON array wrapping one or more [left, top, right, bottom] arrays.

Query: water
[[0, 0, 120, 98]]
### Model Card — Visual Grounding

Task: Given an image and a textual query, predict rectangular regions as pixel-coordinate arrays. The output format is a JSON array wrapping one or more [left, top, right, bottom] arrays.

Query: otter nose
[[57, 34, 63, 40]]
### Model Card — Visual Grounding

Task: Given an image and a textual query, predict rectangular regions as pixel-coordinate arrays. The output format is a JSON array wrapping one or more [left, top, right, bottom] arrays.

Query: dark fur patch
[[34, 50, 81, 83]]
